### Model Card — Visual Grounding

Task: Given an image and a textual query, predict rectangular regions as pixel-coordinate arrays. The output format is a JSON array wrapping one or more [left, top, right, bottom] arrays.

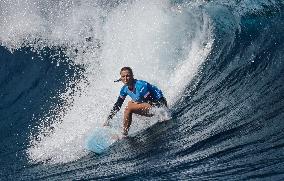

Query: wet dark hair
[[120, 67, 133, 76]]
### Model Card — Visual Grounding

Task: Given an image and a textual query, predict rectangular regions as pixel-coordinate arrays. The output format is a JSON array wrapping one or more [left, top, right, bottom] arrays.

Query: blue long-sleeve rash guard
[[107, 79, 164, 120]]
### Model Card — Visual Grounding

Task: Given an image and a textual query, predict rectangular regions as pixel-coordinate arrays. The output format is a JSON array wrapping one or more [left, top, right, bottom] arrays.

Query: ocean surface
[[0, 0, 283, 180]]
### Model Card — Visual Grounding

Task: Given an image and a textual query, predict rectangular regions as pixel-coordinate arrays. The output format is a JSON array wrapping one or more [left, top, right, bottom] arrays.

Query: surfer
[[104, 67, 167, 136]]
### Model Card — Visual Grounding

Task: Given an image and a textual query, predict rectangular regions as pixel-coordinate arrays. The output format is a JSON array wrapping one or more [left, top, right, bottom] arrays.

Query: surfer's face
[[120, 70, 133, 85]]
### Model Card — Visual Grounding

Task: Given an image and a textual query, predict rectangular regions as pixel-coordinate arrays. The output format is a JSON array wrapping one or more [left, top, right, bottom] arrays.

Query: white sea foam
[[0, 0, 213, 164]]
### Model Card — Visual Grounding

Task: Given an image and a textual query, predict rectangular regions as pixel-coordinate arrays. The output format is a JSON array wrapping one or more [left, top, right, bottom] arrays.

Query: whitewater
[[0, 0, 283, 180]]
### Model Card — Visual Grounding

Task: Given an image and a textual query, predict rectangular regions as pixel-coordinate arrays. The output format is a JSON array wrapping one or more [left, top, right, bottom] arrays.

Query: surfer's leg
[[123, 101, 153, 135], [123, 108, 132, 135]]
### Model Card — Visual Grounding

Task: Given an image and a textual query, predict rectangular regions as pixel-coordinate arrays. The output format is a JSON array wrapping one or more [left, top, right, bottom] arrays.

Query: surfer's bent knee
[[125, 101, 134, 113]]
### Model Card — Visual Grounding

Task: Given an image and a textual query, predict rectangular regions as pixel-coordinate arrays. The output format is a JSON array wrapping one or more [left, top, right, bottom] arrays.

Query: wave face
[[1, 0, 284, 180]]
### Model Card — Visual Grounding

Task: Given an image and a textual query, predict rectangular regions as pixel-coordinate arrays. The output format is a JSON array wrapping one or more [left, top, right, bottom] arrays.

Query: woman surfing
[[104, 67, 168, 136]]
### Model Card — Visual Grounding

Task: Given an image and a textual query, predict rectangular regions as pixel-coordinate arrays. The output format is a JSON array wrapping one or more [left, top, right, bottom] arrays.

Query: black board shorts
[[150, 97, 167, 108]]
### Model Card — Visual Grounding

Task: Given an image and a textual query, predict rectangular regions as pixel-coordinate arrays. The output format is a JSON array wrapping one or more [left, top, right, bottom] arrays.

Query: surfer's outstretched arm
[[104, 97, 125, 126]]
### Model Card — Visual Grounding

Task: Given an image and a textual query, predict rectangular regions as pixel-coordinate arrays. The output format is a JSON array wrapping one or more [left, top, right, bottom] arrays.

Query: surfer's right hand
[[103, 120, 110, 127]]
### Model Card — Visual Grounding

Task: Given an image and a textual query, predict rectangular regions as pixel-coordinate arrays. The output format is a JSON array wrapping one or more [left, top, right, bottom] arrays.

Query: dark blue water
[[1, 0, 284, 180]]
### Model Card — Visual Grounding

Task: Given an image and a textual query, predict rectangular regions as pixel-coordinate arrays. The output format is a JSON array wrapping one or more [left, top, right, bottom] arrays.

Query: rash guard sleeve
[[107, 96, 125, 120], [119, 86, 127, 99]]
